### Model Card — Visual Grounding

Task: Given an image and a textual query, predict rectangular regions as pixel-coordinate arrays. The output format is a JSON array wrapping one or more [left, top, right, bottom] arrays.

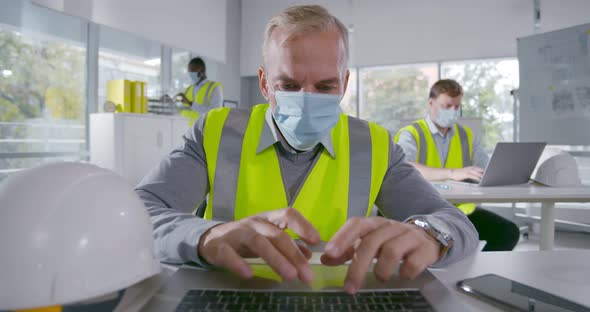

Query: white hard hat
[[0, 162, 160, 310], [532, 149, 582, 187]]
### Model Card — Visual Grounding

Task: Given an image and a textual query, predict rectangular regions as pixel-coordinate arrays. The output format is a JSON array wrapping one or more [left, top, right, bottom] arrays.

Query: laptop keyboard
[[175, 289, 434, 311]]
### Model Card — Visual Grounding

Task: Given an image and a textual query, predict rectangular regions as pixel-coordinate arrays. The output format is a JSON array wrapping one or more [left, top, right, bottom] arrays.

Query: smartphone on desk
[[457, 274, 590, 312]]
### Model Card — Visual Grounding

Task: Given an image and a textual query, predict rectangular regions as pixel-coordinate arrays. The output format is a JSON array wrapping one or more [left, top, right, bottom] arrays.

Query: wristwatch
[[407, 216, 454, 258]]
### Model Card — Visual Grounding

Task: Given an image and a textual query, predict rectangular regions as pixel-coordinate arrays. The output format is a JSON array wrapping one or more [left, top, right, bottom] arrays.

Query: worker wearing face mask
[[176, 57, 223, 125], [395, 79, 520, 252], [136, 6, 478, 294]]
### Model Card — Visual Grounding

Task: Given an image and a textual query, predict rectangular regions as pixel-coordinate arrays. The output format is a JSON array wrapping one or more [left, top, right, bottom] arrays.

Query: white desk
[[431, 250, 590, 312], [434, 181, 590, 250], [121, 250, 590, 312]]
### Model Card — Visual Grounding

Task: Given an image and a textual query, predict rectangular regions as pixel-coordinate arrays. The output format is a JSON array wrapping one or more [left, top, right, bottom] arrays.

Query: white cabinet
[[90, 113, 190, 186]]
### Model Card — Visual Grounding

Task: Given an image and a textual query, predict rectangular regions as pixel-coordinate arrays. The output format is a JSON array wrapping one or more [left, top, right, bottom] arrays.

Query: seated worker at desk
[[136, 5, 478, 294], [395, 79, 520, 251], [175, 57, 224, 125]]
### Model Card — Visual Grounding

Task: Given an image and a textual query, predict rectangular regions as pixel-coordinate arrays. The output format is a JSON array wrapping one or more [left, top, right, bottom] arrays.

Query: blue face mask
[[435, 108, 460, 128], [272, 91, 342, 151], [189, 72, 201, 84]]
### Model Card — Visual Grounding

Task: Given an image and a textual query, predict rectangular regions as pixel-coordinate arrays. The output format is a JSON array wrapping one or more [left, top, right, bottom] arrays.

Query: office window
[[341, 68, 357, 116], [98, 25, 161, 110], [441, 58, 519, 151], [171, 49, 192, 97], [0, 2, 87, 181], [359, 63, 439, 132]]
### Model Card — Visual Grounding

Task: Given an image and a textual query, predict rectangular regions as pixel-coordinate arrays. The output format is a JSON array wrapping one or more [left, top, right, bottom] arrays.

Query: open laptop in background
[[456, 142, 546, 187]]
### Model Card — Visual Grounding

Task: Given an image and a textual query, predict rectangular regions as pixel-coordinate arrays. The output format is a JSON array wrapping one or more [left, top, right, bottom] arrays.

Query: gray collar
[[425, 113, 454, 138], [256, 107, 336, 158]]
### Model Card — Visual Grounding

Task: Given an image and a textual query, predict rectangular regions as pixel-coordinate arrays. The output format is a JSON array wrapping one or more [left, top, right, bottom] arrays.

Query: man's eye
[[317, 85, 335, 91], [280, 84, 299, 91]]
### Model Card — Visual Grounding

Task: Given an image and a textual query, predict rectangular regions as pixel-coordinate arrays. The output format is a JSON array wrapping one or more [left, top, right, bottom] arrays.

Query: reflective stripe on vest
[[185, 81, 222, 106], [394, 119, 476, 215], [395, 119, 473, 168], [182, 81, 223, 126], [201, 104, 390, 241]]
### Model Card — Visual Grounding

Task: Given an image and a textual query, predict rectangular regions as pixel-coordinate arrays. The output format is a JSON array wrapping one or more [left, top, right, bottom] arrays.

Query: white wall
[[353, 0, 531, 67], [240, 0, 590, 75], [33, 0, 227, 63], [540, 0, 590, 34], [99, 24, 161, 59], [216, 0, 241, 102]]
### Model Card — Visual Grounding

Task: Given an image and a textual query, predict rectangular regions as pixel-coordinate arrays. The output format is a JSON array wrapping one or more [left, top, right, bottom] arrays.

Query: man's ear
[[428, 98, 436, 118], [258, 67, 269, 100], [342, 69, 350, 96]]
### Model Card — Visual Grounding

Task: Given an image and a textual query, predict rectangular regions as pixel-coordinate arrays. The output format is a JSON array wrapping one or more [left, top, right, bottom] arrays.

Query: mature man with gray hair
[[136, 5, 478, 294]]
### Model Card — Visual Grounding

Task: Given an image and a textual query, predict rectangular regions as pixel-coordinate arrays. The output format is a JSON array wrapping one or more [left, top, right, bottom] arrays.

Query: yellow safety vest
[[395, 119, 477, 215], [180, 80, 223, 125], [201, 104, 390, 241]]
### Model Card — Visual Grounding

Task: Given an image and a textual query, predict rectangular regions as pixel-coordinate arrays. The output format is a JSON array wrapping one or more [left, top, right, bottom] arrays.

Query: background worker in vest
[[136, 5, 478, 294], [395, 79, 520, 251], [175, 57, 223, 124]]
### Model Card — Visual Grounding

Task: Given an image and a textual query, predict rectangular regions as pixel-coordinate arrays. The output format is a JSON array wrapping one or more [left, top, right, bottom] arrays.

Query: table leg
[[540, 202, 555, 250]]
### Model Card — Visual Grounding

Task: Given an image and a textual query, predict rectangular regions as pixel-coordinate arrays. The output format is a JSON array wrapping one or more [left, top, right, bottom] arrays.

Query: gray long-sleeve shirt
[[135, 109, 478, 267]]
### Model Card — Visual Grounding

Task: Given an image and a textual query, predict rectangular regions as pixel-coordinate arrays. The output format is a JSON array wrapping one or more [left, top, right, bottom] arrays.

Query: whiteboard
[[518, 22, 590, 145]]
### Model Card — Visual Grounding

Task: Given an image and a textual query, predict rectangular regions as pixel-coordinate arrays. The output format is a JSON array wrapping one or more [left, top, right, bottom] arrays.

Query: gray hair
[[262, 5, 349, 65]]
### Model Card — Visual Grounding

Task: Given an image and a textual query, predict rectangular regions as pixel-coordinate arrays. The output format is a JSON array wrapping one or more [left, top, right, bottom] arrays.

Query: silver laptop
[[142, 263, 465, 311], [463, 142, 546, 187]]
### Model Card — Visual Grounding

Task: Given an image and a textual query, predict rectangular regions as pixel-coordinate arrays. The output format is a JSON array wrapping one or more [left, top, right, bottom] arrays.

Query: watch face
[[425, 216, 451, 236], [414, 219, 428, 228], [421, 217, 454, 247]]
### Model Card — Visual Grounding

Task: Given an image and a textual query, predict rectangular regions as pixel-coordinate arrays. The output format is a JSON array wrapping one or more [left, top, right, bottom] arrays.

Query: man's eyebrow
[[273, 76, 341, 84], [275, 75, 297, 82], [316, 78, 340, 84]]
